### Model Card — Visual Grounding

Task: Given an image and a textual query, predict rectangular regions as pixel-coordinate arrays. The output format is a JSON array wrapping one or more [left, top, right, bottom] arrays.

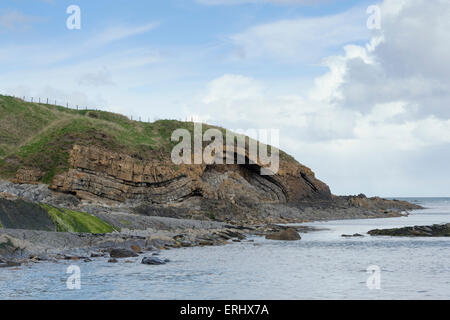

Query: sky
[[1, 0, 449, 197]]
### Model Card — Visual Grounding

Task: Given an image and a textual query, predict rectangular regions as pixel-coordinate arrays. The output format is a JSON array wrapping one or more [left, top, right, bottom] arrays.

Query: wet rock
[[0, 198, 56, 231], [198, 240, 214, 246], [90, 252, 103, 258], [64, 255, 80, 261], [141, 256, 167, 265], [341, 233, 364, 237], [0, 261, 21, 268], [108, 258, 118, 263], [180, 241, 192, 247], [29, 254, 47, 261], [368, 223, 450, 237], [110, 248, 139, 258], [130, 245, 142, 253], [265, 228, 301, 241]]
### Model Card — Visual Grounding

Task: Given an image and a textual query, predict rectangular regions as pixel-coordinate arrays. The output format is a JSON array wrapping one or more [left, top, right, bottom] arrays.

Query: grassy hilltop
[[0, 95, 208, 183], [0, 95, 294, 184]]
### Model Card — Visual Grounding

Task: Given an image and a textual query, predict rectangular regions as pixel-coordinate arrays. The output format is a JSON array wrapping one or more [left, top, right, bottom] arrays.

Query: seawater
[[0, 198, 449, 300]]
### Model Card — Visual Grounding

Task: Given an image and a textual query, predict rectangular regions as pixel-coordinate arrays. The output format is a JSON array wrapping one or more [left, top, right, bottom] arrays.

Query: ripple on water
[[1, 198, 449, 299]]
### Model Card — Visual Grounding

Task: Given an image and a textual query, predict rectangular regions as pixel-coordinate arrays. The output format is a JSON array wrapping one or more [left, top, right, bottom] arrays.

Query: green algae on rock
[[40, 204, 116, 233]]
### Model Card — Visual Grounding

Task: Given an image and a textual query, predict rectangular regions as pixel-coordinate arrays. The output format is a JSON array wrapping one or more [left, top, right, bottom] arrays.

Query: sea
[[0, 198, 449, 300]]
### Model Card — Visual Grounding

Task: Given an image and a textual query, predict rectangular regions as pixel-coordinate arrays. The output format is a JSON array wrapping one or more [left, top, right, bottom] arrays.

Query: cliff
[[0, 95, 334, 222]]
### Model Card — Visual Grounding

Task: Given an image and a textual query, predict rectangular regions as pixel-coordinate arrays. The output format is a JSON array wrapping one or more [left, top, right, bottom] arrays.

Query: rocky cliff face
[[46, 144, 331, 207]]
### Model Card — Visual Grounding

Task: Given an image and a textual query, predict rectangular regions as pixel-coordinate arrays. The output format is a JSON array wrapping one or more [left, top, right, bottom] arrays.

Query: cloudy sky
[[1, 0, 449, 197]]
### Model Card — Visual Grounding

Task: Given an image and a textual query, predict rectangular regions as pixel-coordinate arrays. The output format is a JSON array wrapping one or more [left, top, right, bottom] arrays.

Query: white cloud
[[182, 0, 450, 196], [203, 74, 263, 104], [338, 0, 450, 118], [230, 6, 369, 62], [85, 22, 159, 48], [0, 10, 37, 30], [3, 0, 450, 196], [78, 68, 115, 87], [0, 21, 159, 69]]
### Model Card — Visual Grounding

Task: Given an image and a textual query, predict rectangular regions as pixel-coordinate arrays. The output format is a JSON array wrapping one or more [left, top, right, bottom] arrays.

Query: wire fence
[[1, 93, 204, 124]]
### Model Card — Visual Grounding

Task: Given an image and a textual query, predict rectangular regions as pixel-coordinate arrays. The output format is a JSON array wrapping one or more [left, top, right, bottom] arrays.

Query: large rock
[[345, 194, 422, 211], [368, 223, 450, 237], [0, 233, 32, 262], [141, 256, 167, 265], [0, 260, 21, 268], [109, 248, 139, 258], [265, 228, 301, 241], [0, 198, 55, 231], [49, 144, 331, 206]]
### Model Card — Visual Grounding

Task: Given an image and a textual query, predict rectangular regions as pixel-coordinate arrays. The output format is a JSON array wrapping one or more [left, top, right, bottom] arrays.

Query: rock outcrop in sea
[[368, 224, 450, 237]]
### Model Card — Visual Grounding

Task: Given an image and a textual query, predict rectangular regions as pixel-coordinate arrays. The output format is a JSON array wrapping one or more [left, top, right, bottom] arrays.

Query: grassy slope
[[0, 95, 295, 183]]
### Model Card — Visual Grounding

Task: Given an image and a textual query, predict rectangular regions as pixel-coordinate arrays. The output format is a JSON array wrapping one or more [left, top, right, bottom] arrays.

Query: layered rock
[[49, 145, 331, 206]]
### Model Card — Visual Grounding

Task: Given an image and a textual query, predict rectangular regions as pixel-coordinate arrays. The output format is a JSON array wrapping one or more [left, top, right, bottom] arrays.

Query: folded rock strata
[[48, 145, 331, 206]]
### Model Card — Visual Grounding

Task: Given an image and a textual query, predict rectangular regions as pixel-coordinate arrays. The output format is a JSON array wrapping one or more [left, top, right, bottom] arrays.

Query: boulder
[[130, 245, 142, 253], [0, 261, 21, 268], [265, 228, 301, 241], [141, 256, 167, 265], [109, 248, 139, 258]]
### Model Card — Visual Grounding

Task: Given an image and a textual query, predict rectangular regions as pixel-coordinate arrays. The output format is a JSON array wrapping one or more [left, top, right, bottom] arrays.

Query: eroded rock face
[[0, 198, 55, 231], [49, 145, 331, 206]]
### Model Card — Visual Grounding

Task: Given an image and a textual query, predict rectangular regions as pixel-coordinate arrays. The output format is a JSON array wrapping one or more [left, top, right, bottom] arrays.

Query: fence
[[1, 93, 204, 124]]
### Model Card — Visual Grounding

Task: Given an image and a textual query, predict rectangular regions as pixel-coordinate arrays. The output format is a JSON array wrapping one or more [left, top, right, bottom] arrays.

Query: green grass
[[0, 94, 297, 183], [40, 204, 116, 233]]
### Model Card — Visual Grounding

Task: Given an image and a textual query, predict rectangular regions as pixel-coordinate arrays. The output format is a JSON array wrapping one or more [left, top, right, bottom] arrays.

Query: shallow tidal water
[[1, 198, 449, 300]]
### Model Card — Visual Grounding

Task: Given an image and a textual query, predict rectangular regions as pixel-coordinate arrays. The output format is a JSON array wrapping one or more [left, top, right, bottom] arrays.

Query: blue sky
[[1, 0, 450, 197]]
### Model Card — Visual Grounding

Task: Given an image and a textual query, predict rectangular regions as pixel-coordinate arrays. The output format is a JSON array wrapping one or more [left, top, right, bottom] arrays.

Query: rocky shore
[[0, 97, 426, 267], [0, 180, 423, 267]]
